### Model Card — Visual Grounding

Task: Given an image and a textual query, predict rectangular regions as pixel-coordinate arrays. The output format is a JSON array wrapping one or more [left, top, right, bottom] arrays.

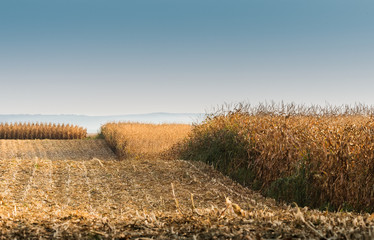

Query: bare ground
[[0, 140, 373, 239]]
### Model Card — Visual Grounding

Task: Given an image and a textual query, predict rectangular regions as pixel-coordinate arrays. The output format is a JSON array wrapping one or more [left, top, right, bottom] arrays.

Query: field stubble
[[1, 155, 373, 239], [0, 139, 116, 160]]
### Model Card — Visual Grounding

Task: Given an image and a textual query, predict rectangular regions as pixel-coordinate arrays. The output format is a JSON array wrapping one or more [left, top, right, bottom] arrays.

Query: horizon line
[[0, 112, 205, 117]]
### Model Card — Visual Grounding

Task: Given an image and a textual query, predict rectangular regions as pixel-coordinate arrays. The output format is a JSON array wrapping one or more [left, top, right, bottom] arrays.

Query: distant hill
[[0, 113, 205, 133]]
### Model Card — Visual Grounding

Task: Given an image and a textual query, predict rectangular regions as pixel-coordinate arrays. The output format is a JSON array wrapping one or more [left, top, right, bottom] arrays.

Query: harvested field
[[0, 140, 373, 239], [0, 139, 117, 160]]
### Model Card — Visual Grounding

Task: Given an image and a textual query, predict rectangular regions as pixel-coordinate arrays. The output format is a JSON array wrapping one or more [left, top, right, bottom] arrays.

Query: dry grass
[[0, 122, 87, 139], [175, 103, 374, 212], [101, 122, 191, 159]]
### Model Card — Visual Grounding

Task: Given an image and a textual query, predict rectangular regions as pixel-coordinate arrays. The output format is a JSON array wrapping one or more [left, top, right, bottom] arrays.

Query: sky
[[1, 0, 374, 115]]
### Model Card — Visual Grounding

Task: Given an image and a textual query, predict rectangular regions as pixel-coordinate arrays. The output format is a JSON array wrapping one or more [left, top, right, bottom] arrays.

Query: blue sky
[[1, 0, 373, 115]]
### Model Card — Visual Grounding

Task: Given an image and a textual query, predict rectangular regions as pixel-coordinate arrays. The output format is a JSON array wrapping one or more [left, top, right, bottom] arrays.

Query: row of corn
[[0, 122, 87, 139], [101, 122, 191, 159]]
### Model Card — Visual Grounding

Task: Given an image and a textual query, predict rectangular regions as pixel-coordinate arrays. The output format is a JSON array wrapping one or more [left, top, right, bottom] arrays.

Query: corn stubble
[[0, 122, 87, 139], [175, 103, 374, 212], [2, 156, 373, 239], [101, 122, 191, 159]]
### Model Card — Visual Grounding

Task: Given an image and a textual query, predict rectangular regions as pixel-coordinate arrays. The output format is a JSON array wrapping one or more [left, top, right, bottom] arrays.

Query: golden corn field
[[101, 122, 191, 159], [0, 122, 87, 139], [175, 103, 374, 212]]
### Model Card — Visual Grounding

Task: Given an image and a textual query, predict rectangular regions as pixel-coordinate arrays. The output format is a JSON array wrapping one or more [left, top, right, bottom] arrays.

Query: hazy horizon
[[0, 112, 204, 117], [1, 0, 373, 115], [0, 112, 205, 133]]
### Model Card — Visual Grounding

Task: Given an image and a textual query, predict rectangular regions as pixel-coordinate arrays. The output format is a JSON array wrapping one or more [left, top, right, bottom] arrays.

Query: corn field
[[0, 122, 87, 139], [175, 103, 374, 211], [101, 122, 191, 159]]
